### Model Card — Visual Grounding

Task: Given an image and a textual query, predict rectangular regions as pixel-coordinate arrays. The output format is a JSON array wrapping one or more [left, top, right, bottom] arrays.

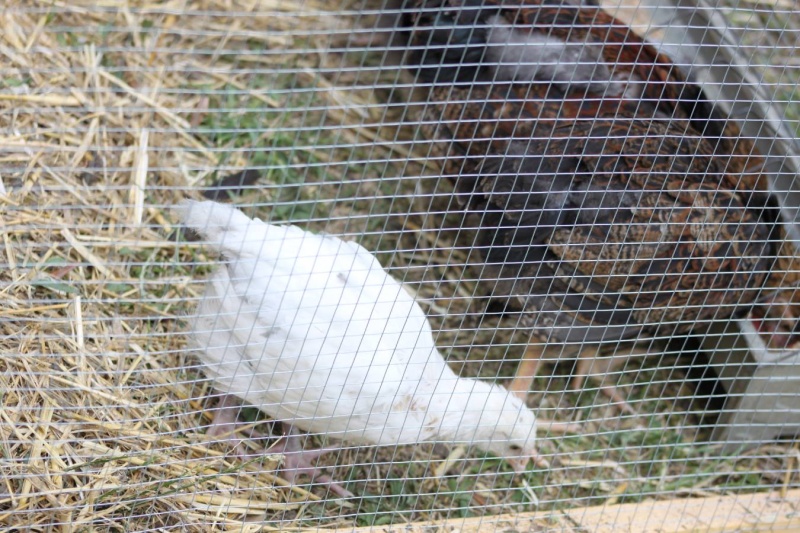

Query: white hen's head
[[439, 379, 541, 473]]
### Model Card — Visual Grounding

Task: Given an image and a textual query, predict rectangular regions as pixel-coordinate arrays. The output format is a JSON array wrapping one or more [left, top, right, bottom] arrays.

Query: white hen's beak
[[507, 456, 530, 474], [508, 451, 550, 474]]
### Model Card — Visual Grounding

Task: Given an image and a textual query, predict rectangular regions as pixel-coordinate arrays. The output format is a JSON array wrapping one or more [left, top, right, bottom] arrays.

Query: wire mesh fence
[[2, 0, 800, 530]]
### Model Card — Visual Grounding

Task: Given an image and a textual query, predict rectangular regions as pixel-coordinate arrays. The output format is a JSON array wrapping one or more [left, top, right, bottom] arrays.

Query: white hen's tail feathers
[[176, 199, 308, 262], [177, 199, 252, 243]]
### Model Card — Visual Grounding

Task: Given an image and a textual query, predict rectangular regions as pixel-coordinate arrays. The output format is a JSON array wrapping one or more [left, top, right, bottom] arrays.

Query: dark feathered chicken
[[401, 0, 762, 166], [398, 0, 781, 409]]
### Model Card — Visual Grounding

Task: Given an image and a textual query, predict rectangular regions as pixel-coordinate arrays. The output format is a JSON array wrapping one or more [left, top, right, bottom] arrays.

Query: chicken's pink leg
[[205, 398, 353, 498], [270, 425, 354, 498]]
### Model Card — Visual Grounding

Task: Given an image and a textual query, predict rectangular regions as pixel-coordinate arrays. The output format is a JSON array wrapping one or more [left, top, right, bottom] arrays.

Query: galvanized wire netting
[[1, 0, 800, 531]]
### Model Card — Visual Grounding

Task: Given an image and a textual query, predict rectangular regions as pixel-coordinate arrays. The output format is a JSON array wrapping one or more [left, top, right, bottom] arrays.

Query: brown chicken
[[397, 0, 782, 410]]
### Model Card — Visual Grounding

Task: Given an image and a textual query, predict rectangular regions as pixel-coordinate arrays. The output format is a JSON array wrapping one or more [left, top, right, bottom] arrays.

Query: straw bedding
[[1, 0, 798, 530]]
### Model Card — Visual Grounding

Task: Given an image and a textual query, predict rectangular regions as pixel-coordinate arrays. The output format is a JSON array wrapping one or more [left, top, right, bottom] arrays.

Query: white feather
[[178, 200, 538, 462], [484, 15, 623, 95]]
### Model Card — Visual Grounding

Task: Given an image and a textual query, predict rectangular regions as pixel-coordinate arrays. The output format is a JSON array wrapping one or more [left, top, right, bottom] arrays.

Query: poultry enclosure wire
[[1, 0, 800, 531]]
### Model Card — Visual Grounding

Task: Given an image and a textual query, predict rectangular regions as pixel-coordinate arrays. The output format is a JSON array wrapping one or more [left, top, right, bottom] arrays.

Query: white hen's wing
[[182, 200, 455, 447]]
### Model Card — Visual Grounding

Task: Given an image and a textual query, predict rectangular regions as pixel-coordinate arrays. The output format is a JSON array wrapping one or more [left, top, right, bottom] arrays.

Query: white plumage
[[484, 15, 616, 92], [179, 200, 540, 495]]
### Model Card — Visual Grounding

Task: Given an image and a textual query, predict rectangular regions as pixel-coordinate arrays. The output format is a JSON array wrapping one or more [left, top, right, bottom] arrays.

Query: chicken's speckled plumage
[[398, 0, 781, 401]]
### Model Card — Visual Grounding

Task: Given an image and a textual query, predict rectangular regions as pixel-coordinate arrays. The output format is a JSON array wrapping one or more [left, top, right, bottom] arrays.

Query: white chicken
[[178, 200, 542, 497]]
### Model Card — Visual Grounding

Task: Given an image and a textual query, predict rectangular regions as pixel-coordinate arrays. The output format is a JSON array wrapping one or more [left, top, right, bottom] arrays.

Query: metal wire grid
[[1, 0, 799, 530]]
